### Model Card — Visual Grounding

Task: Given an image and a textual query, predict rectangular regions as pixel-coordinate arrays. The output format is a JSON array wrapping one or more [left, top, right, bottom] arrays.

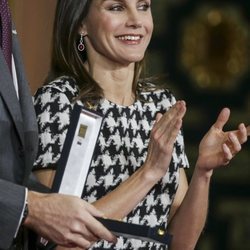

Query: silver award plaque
[[38, 104, 103, 249], [52, 104, 103, 197]]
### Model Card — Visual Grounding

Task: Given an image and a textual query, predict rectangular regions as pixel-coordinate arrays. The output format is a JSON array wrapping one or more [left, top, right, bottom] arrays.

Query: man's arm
[[0, 179, 116, 249], [0, 180, 26, 249]]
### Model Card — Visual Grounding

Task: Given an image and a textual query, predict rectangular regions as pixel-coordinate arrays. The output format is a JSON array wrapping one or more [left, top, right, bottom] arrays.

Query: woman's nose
[[126, 10, 142, 28]]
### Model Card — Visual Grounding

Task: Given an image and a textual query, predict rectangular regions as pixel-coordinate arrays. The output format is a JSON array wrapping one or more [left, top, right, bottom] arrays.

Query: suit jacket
[[0, 27, 43, 249]]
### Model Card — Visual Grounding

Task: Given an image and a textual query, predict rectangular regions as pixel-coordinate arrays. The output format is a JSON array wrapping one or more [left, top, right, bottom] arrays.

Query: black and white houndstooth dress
[[33, 76, 189, 250]]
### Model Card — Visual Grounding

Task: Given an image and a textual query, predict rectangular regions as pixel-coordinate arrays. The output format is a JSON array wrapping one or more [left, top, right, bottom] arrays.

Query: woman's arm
[[35, 101, 187, 220], [168, 168, 188, 223], [167, 108, 248, 250], [35, 169, 56, 188]]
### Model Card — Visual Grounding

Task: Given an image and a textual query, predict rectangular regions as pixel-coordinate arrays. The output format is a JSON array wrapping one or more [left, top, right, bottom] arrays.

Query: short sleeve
[[175, 128, 189, 169], [33, 78, 78, 170]]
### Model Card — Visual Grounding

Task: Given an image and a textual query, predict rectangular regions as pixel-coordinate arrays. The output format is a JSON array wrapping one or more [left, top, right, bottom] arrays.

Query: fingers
[[227, 132, 242, 154], [33, 194, 116, 249], [237, 123, 248, 144], [82, 203, 117, 244], [86, 218, 116, 244], [246, 125, 250, 136], [222, 143, 232, 165], [223, 125, 246, 163], [63, 202, 116, 248], [155, 113, 163, 123], [64, 233, 93, 249], [162, 101, 186, 144], [221, 134, 240, 166], [71, 223, 99, 243], [153, 101, 186, 141], [213, 108, 230, 130]]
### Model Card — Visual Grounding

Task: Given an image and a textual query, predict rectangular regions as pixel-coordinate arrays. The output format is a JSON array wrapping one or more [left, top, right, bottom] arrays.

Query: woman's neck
[[85, 62, 136, 106]]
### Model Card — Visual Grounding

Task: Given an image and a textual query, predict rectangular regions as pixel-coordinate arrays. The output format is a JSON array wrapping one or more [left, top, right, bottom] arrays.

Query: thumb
[[213, 108, 230, 130]]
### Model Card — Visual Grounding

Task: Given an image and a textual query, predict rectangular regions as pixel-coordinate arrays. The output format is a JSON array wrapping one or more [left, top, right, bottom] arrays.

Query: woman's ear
[[78, 23, 88, 36]]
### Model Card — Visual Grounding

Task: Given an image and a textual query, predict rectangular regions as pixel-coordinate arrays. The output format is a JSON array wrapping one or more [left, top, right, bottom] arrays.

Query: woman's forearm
[[168, 167, 212, 250]]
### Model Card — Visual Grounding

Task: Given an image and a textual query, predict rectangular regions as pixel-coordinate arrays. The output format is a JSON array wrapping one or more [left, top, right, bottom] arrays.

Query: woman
[[33, 0, 248, 249]]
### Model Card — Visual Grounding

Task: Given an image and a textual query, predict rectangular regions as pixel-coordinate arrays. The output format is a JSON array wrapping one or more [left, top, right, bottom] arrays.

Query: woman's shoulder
[[34, 76, 79, 102], [139, 80, 176, 104], [38, 76, 78, 94]]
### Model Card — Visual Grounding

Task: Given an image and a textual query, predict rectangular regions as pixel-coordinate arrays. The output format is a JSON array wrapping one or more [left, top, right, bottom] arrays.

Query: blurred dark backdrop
[[148, 1, 249, 249]]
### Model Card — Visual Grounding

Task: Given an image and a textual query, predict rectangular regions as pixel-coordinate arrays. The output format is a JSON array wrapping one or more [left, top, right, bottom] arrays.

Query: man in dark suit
[[0, 1, 116, 249]]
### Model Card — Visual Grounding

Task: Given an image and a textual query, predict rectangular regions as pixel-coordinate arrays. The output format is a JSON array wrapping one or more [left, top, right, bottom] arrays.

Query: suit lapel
[[12, 27, 38, 134], [0, 49, 25, 146], [11, 28, 39, 184], [0, 25, 38, 184]]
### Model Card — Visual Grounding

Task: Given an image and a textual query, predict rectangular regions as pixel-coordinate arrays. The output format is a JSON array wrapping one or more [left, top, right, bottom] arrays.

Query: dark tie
[[0, 0, 12, 72]]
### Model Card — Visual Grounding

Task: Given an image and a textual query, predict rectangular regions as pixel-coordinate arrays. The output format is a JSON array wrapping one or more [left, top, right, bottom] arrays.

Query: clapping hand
[[196, 108, 248, 174], [144, 101, 186, 179]]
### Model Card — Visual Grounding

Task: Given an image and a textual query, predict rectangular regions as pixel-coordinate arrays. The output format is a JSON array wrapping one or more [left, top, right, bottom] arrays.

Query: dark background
[[148, 1, 249, 249]]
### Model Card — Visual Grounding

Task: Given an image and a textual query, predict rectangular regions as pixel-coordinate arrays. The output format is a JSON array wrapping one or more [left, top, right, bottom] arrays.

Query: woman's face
[[81, 0, 153, 66]]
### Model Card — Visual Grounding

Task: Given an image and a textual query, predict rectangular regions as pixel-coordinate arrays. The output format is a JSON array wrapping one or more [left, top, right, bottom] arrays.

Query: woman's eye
[[138, 3, 151, 11], [109, 4, 124, 11]]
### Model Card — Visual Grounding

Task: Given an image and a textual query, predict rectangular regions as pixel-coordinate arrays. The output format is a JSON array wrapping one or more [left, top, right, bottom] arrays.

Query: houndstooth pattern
[[33, 76, 189, 250]]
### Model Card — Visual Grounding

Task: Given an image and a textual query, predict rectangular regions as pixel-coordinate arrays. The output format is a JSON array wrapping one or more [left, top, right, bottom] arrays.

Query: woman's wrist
[[194, 162, 214, 179], [140, 164, 165, 185]]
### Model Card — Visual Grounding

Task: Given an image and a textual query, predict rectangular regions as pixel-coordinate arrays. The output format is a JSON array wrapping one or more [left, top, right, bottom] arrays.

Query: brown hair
[[47, 0, 161, 106]]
